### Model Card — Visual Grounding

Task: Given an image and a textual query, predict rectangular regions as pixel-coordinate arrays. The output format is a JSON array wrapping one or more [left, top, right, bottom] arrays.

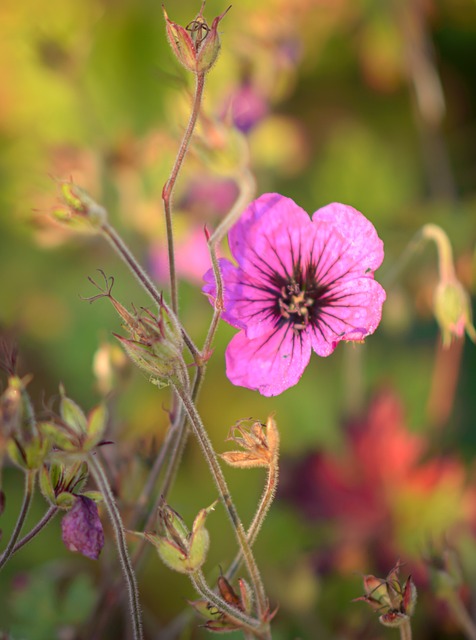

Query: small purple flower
[[222, 81, 269, 134], [61, 495, 104, 560], [203, 194, 386, 396]]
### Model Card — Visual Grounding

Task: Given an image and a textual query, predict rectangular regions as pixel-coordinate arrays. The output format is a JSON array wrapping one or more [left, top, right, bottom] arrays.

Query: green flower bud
[[131, 500, 216, 574], [434, 279, 476, 347], [52, 182, 107, 232]]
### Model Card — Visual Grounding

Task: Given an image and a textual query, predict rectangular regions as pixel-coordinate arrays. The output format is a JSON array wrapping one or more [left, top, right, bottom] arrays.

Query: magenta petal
[[229, 193, 311, 277], [225, 328, 312, 396], [203, 258, 248, 330], [312, 203, 384, 272], [310, 278, 386, 356]]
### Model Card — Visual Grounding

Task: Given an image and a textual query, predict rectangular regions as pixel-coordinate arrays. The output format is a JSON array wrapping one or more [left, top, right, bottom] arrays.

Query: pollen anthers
[[278, 279, 314, 332]]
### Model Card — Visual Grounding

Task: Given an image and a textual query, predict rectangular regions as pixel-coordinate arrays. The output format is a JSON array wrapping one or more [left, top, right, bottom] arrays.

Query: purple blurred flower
[[203, 193, 386, 396], [61, 495, 104, 560], [223, 81, 269, 134]]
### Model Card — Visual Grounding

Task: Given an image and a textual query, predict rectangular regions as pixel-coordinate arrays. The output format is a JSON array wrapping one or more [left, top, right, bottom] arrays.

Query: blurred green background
[[1, 0, 476, 638]]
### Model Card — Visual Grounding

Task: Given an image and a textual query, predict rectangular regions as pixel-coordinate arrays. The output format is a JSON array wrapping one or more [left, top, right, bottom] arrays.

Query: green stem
[[0, 470, 36, 571], [399, 618, 412, 640], [445, 590, 476, 640], [227, 455, 279, 582], [421, 223, 456, 282], [88, 453, 143, 640], [100, 222, 200, 363], [162, 72, 206, 315], [191, 571, 262, 635], [9, 505, 58, 557], [171, 382, 269, 629]]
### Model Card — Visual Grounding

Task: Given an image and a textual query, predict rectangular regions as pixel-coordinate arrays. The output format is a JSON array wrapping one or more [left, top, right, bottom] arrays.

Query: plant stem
[[162, 71, 206, 315], [191, 571, 262, 635], [203, 168, 255, 357], [399, 618, 412, 640], [171, 382, 269, 631], [88, 453, 143, 640], [0, 470, 36, 571], [9, 505, 58, 557], [227, 453, 279, 582], [101, 221, 200, 363], [446, 590, 476, 640]]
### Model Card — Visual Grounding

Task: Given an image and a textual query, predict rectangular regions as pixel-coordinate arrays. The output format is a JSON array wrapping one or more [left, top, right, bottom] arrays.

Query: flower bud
[[131, 500, 216, 574], [85, 270, 187, 388], [39, 388, 108, 455], [163, 3, 231, 75], [2, 376, 49, 471], [52, 181, 107, 232], [354, 561, 417, 629], [61, 495, 105, 560], [434, 279, 476, 347]]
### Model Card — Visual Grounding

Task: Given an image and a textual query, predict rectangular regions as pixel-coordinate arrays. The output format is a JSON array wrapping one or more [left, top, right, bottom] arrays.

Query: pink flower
[[203, 193, 386, 396]]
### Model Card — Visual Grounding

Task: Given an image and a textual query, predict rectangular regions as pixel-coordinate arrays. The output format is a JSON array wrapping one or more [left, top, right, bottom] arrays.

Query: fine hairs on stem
[[171, 381, 270, 632], [0, 470, 36, 572], [88, 453, 143, 640]]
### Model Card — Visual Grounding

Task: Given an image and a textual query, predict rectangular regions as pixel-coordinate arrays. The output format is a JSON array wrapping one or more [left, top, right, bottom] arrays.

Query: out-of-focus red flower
[[283, 389, 476, 568]]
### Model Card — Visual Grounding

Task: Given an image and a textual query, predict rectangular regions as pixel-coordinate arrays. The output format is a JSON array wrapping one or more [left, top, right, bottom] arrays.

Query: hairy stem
[[101, 221, 200, 363], [9, 505, 58, 557], [399, 618, 413, 640], [203, 168, 256, 356], [171, 382, 269, 628], [227, 455, 279, 582], [88, 453, 143, 640], [162, 72, 206, 314], [191, 571, 262, 635], [0, 470, 36, 571]]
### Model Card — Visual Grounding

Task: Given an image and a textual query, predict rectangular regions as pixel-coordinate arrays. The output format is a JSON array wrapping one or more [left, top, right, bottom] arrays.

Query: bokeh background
[[1, 0, 476, 638]]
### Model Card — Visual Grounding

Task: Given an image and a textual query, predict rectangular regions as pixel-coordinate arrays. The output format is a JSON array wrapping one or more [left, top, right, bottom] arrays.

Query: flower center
[[278, 280, 314, 332]]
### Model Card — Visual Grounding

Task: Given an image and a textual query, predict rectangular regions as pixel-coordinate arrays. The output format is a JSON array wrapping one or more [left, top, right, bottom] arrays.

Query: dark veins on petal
[[237, 228, 367, 345]]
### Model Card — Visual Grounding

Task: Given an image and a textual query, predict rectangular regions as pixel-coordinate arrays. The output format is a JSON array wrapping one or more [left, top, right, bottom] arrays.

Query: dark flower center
[[276, 268, 330, 334], [279, 281, 314, 331]]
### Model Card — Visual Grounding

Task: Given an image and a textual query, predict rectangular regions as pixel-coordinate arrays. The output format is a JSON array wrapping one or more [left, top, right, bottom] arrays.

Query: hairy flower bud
[[52, 181, 107, 232], [2, 376, 48, 470], [39, 387, 108, 455], [163, 3, 231, 74], [354, 561, 417, 629], [131, 500, 216, 574]]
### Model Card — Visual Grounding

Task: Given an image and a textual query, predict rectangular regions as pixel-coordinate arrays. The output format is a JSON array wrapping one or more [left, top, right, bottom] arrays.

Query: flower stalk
[[0, 470, 36, 571], [399, 618, 413, 640], [87, 453, 143, 640], [162, 71, 206, 314], [171, 381, 270, 631]]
